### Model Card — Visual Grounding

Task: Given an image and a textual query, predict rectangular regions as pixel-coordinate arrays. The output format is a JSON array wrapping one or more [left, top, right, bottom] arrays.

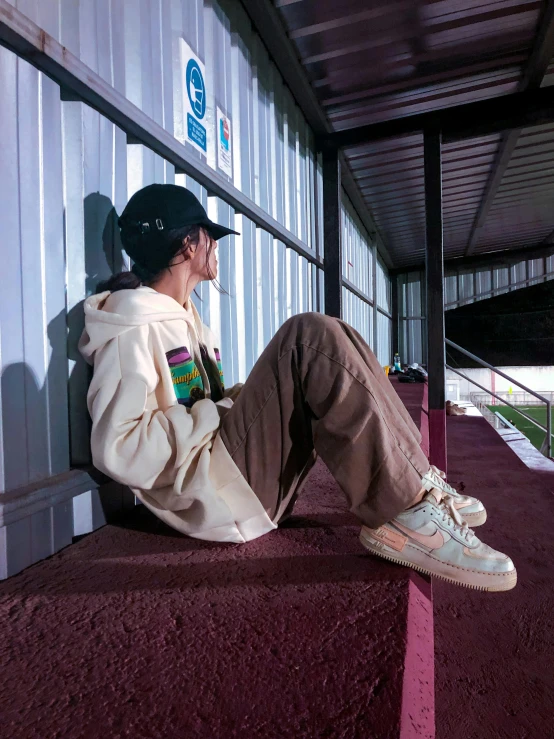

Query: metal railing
[[445, 339, 552, 459]]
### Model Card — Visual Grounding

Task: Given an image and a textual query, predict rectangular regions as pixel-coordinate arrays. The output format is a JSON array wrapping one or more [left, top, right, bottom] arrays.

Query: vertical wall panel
[[493, 266, 510, 295], [0, 48, 69, 493], [511, 260, 526, 285], [528, 258, 545, 285], [0, 46, 24, 493], [398, 273, 424, 365], [458, 271, 475, 303], [342, 196, 372, 298], [342, 289, 372, 347], [475, 268, 492, 297], [377, 312, 392, 367], [445, 274, 457, 305], [376, 258, 391, 312]]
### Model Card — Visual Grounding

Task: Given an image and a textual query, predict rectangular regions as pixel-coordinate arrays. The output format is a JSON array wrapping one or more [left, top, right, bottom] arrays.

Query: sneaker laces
[[434, 490, 473, 542], [427, 467, 458, 497]]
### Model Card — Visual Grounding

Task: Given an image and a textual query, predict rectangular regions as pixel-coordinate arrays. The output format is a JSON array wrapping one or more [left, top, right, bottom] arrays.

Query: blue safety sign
[[180, 40, 208, 156], [186, 59, 206, 120]]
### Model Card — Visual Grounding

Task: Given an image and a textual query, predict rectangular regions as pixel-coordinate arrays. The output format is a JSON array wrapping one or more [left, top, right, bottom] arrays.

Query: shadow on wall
[[67, 193, 126, 465], [84, 192, 125, 295], [0, 309, 69, 492]]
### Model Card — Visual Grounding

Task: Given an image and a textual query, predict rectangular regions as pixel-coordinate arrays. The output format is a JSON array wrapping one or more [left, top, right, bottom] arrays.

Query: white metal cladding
[[376, 258, 391, 313], [399, 273, 423, 319], [397, 273, 425, 365], [492, 267, 510, 296], [376, 313, 392, 367], [340, 194, 392, 363], [0, 50, 69, 494], [342, 288, 373, 347], [2, 0, 319, 249], [528, 258, 545, 285], [445, 275, 457, 305], [341, 196, 372, 299], [401, 319, 425, 366]]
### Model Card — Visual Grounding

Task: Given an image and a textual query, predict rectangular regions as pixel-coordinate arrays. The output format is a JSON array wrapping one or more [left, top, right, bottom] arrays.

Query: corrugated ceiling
[[274, 0, 554, 267]]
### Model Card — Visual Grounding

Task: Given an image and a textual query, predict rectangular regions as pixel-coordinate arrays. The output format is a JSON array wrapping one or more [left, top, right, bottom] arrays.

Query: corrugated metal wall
[[398, 257, 554, 364], [0, 0, 323, 493], [1, 46, 69, 495], [341, 197, 373, 346], [341, 197, 392, 364], [398, 272, 426, 365]]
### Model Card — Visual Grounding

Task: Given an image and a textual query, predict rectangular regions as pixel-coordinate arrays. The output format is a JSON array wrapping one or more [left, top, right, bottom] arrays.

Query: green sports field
[[486, 404, 554, 452]]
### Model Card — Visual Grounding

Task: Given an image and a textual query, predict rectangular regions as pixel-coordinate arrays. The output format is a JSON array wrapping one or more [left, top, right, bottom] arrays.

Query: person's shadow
[[84, 192, 126, 296]]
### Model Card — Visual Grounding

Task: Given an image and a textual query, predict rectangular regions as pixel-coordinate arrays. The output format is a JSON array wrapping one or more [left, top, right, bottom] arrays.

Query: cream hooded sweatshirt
[[79, 286, 276, 543]]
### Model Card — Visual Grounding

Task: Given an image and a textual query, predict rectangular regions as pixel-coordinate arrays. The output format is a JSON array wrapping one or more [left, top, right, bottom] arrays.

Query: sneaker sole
[[359, 528, 517, 592], [460, 509, 487, 527]]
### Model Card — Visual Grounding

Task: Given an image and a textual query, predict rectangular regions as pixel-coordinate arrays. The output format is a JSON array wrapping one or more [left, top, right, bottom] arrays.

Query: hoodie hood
[[79, 286, 202, 364]]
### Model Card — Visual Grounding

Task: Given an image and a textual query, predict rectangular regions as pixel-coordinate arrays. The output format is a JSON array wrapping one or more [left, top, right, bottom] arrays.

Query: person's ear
[[180, 236, 196, 260]]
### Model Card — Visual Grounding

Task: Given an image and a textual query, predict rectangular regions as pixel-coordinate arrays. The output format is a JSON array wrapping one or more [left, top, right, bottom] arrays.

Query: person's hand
[[225, 383, 243, 402]]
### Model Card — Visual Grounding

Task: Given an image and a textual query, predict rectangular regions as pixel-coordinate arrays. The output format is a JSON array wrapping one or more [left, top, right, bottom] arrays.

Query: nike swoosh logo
[[394, 523, 445, 550]]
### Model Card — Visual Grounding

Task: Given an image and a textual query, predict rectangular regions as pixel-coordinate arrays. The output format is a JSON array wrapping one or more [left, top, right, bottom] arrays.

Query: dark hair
[[96, 224, 225, 295]]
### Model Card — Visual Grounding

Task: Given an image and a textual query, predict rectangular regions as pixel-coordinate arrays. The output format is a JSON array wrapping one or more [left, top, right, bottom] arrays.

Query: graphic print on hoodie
[[166, 346, 205, 407]]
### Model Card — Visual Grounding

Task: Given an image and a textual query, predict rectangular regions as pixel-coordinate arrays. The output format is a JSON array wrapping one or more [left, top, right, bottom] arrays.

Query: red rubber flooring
[[433, 413, 554, 739], [0, 439, 432, 738]]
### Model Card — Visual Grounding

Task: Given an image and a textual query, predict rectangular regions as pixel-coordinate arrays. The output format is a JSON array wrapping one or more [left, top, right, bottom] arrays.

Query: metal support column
[[322, 146, 342, 319], [391, 273, 399, 362], [424, 130, 447, 473], [372, 243, 378, 353]]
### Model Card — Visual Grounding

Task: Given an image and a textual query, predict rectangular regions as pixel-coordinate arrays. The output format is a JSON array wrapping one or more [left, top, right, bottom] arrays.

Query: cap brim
[[203, 219, 240, 240]]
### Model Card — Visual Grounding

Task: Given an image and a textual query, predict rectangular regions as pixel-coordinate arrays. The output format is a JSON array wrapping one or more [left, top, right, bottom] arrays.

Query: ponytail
[[96, 270, 141, 294], [96, 262, 159, 294]]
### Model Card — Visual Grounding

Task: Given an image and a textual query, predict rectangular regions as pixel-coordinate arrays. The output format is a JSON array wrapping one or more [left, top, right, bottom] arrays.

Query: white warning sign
[[217, 108, 232, 178]]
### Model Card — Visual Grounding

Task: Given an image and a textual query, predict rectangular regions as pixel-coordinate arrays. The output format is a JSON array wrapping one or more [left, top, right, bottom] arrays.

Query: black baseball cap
[[119, 183, 239, 241]]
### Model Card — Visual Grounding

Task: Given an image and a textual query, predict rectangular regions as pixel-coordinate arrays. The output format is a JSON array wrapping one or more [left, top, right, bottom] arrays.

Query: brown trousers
[[220, 313, 429, 529]]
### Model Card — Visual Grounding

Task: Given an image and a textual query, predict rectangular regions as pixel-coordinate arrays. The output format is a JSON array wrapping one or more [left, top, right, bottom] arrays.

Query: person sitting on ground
[[80, 184, 516, 593]]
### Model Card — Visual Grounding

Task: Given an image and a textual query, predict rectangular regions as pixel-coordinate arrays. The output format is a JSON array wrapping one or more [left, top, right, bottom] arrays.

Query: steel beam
[[322, 147, 343, 319], [424, 130, 447, 473], [0, 0, 320, 266], [390, 240, 554, 275], [326, 87, 554, 149], [464, 0, 554, 256]]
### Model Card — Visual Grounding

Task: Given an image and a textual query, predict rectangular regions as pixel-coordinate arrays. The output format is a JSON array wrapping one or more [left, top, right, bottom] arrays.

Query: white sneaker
[[423, 466, 487, 527], [360, 488, 516, 592]]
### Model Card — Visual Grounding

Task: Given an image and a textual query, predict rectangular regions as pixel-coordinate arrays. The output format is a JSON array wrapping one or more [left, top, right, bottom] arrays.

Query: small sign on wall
[[181, 39, 207, 155], [217, 108, 232, 178]]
